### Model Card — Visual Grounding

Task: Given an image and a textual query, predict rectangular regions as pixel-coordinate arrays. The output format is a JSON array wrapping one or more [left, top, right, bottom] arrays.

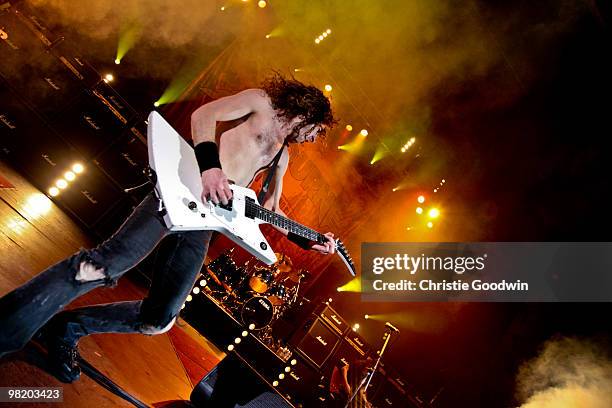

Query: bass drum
[[240, 296, 274, 330]]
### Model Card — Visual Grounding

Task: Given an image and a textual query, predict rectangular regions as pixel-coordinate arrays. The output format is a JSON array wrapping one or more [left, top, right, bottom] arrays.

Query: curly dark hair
[[261, 73, 337, 143]]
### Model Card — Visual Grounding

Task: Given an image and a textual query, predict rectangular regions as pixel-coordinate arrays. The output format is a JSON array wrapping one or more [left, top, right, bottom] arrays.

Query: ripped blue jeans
[[0, 192, 212, 356]]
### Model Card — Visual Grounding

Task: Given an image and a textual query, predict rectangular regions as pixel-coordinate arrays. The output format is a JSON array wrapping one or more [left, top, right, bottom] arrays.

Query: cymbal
[[285, 269, 310, 283], [274, 252, 293, 272]]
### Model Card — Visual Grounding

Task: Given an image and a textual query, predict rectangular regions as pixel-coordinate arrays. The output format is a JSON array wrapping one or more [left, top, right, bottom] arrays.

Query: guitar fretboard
[[244, 198, 323, 243]]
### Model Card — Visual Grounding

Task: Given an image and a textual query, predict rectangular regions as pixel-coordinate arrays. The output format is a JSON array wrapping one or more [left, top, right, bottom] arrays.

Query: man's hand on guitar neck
[[201, 168, 233, 205], [311, 232, 336, 255]]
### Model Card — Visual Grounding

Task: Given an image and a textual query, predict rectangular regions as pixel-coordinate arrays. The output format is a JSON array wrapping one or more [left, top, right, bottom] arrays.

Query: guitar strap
[[257, 142, 287, 203]]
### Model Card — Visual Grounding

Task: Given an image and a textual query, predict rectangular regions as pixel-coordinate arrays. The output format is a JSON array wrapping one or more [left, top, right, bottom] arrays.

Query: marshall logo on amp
[[320, 305, 348, 335], [81, 190, 98, 204], [83, 115, 102, 130], [295, 318, 340, 368], [0, 114, 17, 130]]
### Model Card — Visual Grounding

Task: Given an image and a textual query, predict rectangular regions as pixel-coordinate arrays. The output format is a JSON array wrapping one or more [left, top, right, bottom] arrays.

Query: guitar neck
[[245, 198, 324, 244]]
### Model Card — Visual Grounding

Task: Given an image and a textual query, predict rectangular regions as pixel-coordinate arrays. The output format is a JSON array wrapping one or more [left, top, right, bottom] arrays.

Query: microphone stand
[[343, 325, 397, 408]]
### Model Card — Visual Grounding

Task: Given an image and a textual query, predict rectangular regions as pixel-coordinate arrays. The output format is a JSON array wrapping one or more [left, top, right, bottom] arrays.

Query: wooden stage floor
[[0, 160, 223, 407]]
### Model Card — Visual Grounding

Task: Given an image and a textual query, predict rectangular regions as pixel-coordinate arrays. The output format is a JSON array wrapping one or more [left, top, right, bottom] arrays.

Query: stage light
[[154, 101, 160, 107], [416, 207, 423, 214], [181, 304, 185, 310], [285, 367, 291, 372], [234, 337, 241, 344], [104, 73, 114, 82], [192, 287, 200, 294], [72, 163, 84, 174], [242, 330, 248, 337], [48, 187, 60, 197], [360, 129, 368, 137], [56, 179, 68, 189], [220, 6, 225, 11], [64, 171, 76, 181], [328, 298, 333, 303], [392, 188, 398, 192], [336, 287, 343, 292], [278, 373, 285, 379], [258, 0, 267, 8], [272, 381, 279, 387], [324, 84, 332, 92], [345, 124, 352, 131], [442, 179, 446, 183], [294, 68, 301, 72], [427, 221, 434, 228], [199, 279, 207, 287], [249, 323, 256, 330], [417, 195, 425, 203], [337, 278, 361, 293], [428, 208, 440, 218], [371, 144, 390, 165], [402, 136, 416, 152], [314, 29, 331, 44], [434, 188, 438, 193], [290, 359, 297, 366], [186, 295, 193, 302], [24, 193, 52, 218], [352, 323, 360, 331], [227, 344, 235, 351], [364, 314, 369, 319], [114, 58, 120, 65], [265, 34, 270, 39]]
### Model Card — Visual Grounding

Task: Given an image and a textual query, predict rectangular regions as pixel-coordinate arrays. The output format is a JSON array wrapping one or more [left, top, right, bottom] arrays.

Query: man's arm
[[191, 88, 262, 144], [191, 88, 265, 205]]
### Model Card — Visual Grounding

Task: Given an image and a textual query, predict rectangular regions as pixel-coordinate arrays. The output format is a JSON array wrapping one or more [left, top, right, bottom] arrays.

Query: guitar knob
[[188, 201, 197, 211]]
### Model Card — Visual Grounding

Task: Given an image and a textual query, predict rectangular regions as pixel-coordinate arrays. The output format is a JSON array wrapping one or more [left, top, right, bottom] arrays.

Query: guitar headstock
[[335, 239, 356, 277]]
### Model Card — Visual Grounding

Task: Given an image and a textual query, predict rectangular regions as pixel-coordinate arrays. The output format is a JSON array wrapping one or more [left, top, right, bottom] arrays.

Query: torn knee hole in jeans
[[75, 253, 117, 287]]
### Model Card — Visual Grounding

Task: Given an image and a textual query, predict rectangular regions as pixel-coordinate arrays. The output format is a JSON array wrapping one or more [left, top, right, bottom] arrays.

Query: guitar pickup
[[215, 198, 233, 212]]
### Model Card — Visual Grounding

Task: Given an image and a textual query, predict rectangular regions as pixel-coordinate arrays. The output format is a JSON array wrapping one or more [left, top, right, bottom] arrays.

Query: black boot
[[36, 318, 81, 383]]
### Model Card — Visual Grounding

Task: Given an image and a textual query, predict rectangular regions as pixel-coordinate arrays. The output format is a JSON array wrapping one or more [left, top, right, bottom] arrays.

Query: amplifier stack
[[0, 3, 150, 237]]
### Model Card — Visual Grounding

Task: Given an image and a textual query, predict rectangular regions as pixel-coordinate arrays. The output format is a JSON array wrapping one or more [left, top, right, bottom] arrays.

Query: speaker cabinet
[[278, 353, 329, 407], [0, 88, 84, 187], [318, 304, 350, 336], [370, 375, 411, 408], [294, 317, 341, 369], [52, 164, 124, 228], [0, 8, 83, 120], [345, 331, 370, 358], [93, 121, 149, 192], [50, 90, 129, 158]]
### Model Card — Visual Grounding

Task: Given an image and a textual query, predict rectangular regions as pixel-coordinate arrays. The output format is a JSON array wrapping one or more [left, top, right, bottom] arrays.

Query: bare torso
[[217, 96, 287, 187]]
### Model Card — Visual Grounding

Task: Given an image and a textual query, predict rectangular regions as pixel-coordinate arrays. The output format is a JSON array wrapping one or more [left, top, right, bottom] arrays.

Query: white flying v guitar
[[147, 111, 356, 276]]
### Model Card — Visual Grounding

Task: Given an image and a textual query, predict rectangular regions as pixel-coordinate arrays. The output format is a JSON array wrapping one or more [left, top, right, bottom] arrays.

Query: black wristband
[[194, 141, 222, 173], [287, 232, 311, 250]]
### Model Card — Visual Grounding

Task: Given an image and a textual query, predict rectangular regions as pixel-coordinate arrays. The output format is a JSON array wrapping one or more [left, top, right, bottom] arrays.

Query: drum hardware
[[201, 251, 307, 333]]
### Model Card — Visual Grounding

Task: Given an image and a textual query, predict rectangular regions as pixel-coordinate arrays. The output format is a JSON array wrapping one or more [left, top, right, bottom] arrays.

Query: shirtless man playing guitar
[[0, 74, 338, 383]]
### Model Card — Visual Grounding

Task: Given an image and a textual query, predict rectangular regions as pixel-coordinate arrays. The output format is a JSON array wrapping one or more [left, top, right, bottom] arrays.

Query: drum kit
[[203, 248, 309, 331]]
